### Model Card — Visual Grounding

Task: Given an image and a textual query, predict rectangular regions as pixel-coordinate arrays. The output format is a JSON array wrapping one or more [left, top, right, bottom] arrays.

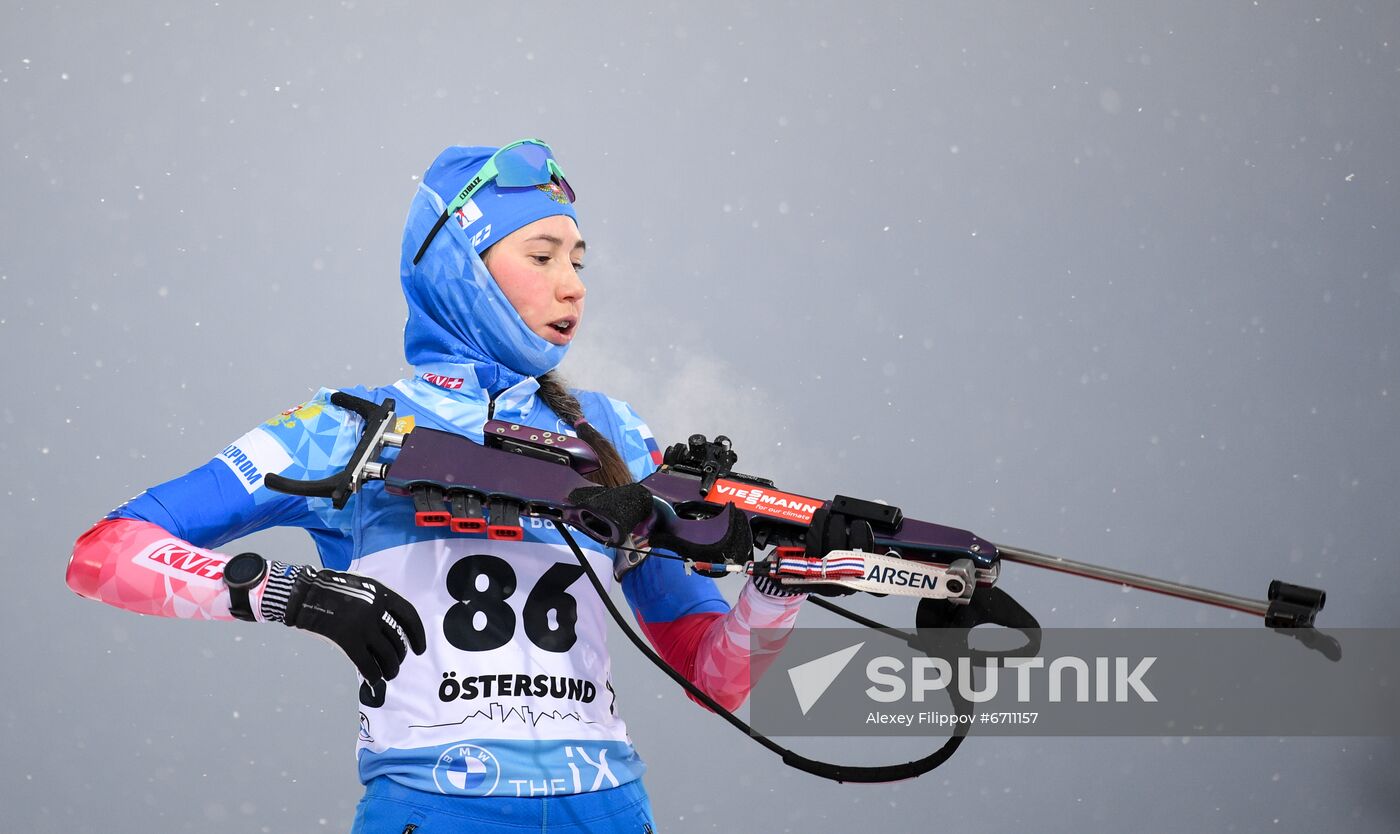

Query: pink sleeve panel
[[636, 580, 805, 712], [66, 517, 256, 621]]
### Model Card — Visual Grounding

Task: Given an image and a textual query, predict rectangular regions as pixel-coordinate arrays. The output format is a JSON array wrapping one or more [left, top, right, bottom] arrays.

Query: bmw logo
[[432, 743, 502, 796]]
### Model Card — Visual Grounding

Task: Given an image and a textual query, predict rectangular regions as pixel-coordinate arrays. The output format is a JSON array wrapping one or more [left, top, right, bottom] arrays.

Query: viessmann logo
[[705, 479, 821, 524]]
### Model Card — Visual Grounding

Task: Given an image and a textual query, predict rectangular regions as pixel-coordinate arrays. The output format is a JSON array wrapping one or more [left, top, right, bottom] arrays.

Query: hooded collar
[[399, 179, 570, 396], [397, 361, 543, 435]]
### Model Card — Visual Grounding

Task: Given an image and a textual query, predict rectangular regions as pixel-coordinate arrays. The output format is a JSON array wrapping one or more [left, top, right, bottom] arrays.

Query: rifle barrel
[[994, 543, 1271, 618]]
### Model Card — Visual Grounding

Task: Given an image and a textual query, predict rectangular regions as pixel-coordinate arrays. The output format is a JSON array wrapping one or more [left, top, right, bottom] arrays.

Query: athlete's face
[[481, 215, 587, 346]]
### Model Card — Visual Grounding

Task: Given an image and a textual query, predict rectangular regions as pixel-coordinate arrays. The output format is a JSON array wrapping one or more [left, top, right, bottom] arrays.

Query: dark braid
[[535, 371, 635, 488]]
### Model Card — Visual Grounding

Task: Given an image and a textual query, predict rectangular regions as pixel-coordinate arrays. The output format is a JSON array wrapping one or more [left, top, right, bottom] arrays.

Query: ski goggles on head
[[413, 138, 575, 265]]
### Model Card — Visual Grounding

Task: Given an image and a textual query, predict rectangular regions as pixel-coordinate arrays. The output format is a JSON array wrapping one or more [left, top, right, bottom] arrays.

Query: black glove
[[751, 574, 807, 598], [568, 483, 754, 567], [567, 483, 655, 543], [771, 507, 877, 597], [262, 562, 427, 692]]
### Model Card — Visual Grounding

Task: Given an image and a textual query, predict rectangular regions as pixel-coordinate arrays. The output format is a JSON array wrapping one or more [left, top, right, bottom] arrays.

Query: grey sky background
[[3, 1, 1397, 831]]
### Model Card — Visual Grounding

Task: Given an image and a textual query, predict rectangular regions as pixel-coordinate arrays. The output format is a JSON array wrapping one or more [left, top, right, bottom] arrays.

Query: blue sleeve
[[109, 388, 367, 564], [621, 552, 728, 622]]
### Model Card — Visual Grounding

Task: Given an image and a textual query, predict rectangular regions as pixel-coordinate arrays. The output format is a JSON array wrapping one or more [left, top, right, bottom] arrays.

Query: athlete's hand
[[266, 563, 427, 691], [751, 574, 807, 598], [773, 508, 873, 597], [769, 575, 858, 598]]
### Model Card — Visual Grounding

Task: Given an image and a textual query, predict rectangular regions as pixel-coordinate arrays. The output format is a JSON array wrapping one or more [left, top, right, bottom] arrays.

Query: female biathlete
[[66, 140, 807, 833]]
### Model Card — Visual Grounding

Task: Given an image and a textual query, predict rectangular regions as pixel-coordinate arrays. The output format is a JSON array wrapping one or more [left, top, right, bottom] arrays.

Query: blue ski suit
[[67, 169, 809, 832]]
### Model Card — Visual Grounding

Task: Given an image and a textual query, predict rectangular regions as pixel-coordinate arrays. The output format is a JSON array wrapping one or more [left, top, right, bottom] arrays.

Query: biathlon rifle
[[266, 392, 1337, 783]]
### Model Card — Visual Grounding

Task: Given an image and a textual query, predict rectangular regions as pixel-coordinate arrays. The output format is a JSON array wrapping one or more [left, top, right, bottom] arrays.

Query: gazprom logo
[[214, 428, 293, 494], [219, 444, 262, 486]]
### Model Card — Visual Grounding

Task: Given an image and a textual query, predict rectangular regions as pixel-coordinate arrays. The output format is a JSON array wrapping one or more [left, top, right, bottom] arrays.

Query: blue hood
[[399, 147, 575, 393]]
